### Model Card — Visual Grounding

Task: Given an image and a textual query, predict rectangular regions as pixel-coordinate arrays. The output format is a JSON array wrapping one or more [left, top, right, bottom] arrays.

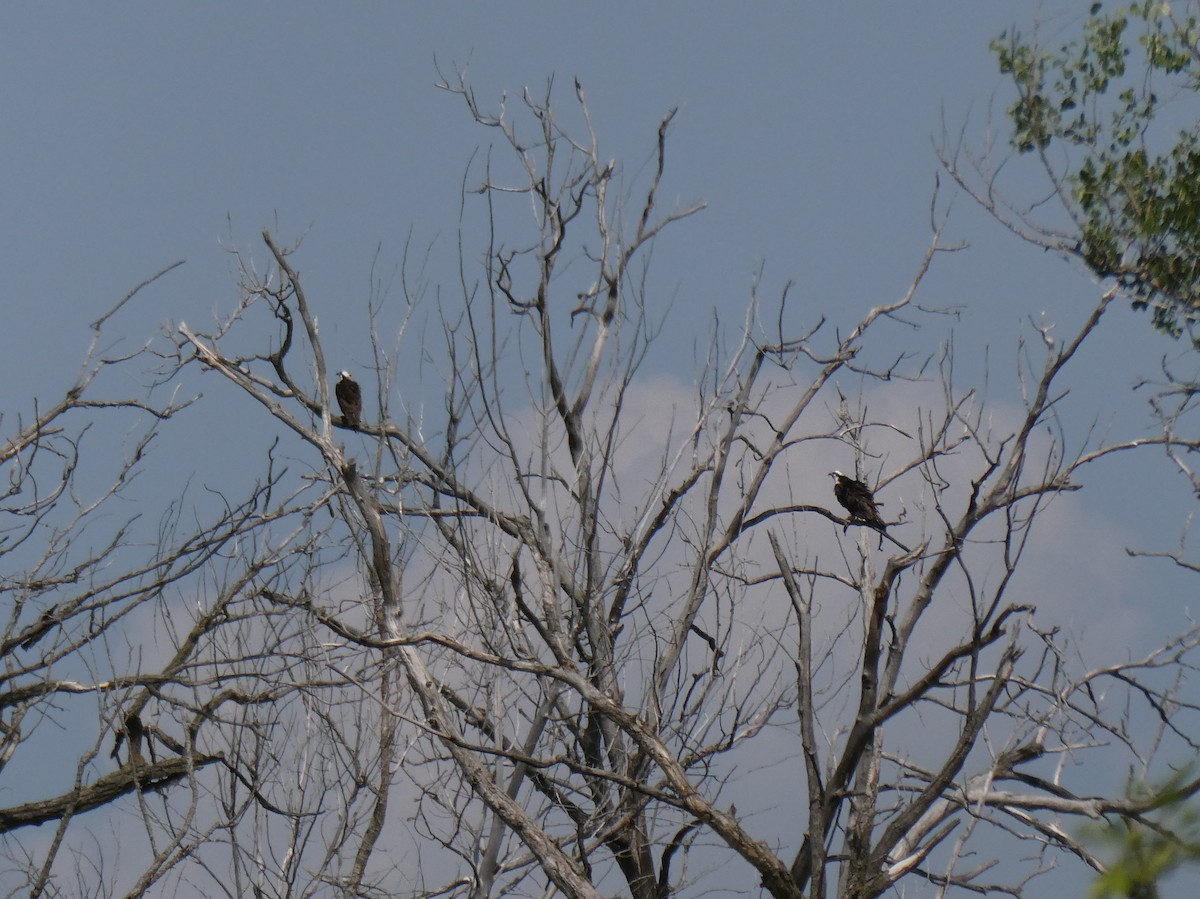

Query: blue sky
[[1, 2, 1176, 388], [1, 2, 1079, 375], [2, 2, 1198, 894]]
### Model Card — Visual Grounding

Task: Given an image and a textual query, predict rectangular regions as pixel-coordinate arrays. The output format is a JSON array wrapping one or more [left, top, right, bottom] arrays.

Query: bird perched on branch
[[831, 471, 886, 530], [111, 711, 147, 766], [335, 371, 362, 429], [830, 470, 910, 552]]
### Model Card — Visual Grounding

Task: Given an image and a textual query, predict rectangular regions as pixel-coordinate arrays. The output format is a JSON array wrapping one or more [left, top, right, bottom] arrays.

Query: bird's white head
[[830, 470, 845, 480], [339, 371, 351, 381]]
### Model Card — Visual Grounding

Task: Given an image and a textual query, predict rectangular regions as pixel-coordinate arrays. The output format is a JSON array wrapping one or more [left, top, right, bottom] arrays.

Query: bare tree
[[0, 264, 290, 890], [6, 78, 1200, 898]]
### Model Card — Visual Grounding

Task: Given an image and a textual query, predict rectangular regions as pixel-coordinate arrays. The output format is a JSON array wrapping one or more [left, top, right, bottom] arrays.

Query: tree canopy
[[991, 2, 1200, 341]]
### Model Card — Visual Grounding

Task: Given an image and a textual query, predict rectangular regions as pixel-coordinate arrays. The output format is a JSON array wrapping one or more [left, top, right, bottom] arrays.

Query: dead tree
[[173, 81, 1200, 897], [7, 80, 1200, 898]]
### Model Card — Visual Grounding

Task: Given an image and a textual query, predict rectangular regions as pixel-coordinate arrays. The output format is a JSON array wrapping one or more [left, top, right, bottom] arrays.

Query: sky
[[2, 1, 1092, 375], [2, 2, 1198, 895]]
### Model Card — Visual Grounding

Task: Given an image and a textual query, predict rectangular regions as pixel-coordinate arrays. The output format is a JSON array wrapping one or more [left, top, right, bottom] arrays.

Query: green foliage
[[994, 3, 1200, 341], [1085, 769, 1200, 898]]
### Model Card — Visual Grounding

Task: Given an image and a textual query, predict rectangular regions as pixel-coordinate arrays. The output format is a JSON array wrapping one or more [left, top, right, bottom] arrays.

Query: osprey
[[830, 470, 887, 531], [111, 711, 146, 766], [335, 371, 362, 429], [830, 470, 911, 552]]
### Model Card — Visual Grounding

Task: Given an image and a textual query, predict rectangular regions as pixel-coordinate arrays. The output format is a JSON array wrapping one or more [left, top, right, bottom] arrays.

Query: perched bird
[[830, 470, 910, 552], [111, 711, 146, 766], [830, 470, 887, 530], [335, 371, 362, 429]]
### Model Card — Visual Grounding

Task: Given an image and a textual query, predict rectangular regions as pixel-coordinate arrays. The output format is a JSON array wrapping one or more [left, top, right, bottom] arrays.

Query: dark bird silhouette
[[830, 470, 910, 552], [831, 471, 887, 530], [111, 711, 146, 766], [335, 371, 362, 429]]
